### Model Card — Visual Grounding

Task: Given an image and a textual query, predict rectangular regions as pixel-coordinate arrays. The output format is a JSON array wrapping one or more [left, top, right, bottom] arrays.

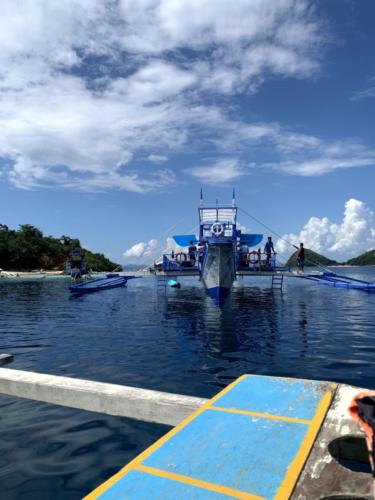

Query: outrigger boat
[[157, 191, 375, 298], [158, 190, 287, 299], [69, 274, 138, 294]]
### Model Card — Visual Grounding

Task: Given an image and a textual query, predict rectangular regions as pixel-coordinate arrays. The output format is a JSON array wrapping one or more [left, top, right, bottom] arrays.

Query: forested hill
[[0, 224, 120, 271], [345, 250, 375, 266], [286, 248, 338, 267]]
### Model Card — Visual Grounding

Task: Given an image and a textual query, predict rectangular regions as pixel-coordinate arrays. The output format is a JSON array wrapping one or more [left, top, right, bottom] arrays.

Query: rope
[[238, 207, 332, 273], [155, 217, 197, 263]]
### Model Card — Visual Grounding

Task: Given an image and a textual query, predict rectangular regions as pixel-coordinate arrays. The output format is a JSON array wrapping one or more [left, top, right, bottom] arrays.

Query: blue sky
[[0, 0, 375, 263]]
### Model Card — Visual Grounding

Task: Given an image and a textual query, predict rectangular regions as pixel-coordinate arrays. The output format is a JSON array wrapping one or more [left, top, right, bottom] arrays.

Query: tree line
[[0, 224, 120, 271]]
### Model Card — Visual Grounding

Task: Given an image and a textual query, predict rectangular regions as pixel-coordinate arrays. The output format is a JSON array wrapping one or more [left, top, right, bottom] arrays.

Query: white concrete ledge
[[0, 368, 207, 426]]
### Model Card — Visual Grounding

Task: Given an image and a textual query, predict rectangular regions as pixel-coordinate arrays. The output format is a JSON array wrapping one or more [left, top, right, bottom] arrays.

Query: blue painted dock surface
[[86, 375, 336, 500]]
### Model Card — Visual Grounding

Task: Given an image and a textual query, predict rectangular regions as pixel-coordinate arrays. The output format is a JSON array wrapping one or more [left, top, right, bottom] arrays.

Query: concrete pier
[[0, 368, 207, 426], [0, 368, 373, 498], [85, 375, 374, 499], [292, 384, 374, 499]]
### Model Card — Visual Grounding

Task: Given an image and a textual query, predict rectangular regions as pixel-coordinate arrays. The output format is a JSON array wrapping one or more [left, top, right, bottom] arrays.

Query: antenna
[[232, 188, 236, 206], [200, 188, 203, 206]]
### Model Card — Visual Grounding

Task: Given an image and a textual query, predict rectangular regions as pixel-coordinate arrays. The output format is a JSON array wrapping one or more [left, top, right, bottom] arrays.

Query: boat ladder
[[156, 274, 168, 289], [272, 273, 284, 291]]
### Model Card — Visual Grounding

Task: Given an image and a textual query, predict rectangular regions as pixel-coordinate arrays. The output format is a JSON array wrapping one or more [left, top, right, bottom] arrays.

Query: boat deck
[[86, 375, 335, 499]]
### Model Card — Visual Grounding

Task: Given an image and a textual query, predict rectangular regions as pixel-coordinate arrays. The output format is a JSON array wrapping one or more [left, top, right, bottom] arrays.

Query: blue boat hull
[[69, 275, 135, 294], [206, 286, 231, 301]]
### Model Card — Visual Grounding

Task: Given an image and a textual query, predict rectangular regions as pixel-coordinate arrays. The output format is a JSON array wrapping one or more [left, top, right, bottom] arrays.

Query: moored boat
[[159, 190, 272, 299], [69, 274, 138, 294]]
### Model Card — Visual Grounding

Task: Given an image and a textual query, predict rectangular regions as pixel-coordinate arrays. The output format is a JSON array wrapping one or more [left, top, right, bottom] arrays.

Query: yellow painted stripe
[[209, 406, 312, 425], [274, 385, 337, 500], [136, 464, 265, 500], [84, 375, 250, 499]]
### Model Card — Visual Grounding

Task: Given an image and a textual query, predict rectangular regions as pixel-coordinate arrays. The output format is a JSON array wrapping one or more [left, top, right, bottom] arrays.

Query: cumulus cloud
[[1, 1, 373, 190], [123, 236, 187, 263], [123, 239, 159, 262], [276, 199, 375, 261], [0, 0, 330, 191]]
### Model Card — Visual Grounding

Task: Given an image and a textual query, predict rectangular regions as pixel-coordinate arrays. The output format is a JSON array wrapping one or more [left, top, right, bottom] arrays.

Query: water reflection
[[158, 284, 284, 360], [297, 301, 309, 358]]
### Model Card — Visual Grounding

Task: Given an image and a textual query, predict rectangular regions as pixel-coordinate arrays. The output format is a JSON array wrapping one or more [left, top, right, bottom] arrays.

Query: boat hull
[[202, 244, 235, 298], [69, 275, 135, 294]]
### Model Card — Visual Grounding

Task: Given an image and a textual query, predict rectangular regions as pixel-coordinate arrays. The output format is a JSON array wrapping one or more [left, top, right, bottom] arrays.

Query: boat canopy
[[240, 234, 263, 247], [172, 235, 198, 247], [199, 206, 237, 224]]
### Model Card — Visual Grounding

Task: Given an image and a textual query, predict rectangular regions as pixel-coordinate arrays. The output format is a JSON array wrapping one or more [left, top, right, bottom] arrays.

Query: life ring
[[247, 251, 259, 264], [211, 223, 224, 237], [175, 252, 187, 264]]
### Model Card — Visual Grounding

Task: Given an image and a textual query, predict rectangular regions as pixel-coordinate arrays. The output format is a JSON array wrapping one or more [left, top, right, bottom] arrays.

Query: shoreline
[[1, 266, 375, 278], [0, 270, 147, 278], [0, 270, 64, 277]]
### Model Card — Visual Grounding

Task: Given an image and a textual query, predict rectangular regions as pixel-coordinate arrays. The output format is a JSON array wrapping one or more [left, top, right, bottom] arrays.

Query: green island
[[345, 250, 375, 266], [286, 248, 375, 267], [0, 224, 121, 272]]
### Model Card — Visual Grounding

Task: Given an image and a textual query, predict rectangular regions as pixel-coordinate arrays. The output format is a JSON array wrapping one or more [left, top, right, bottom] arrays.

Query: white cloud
[[123, 239, 159, 262], [352, 76, 375, 101], [187, 158, 243, 183], [276, 199, 375, 261], [2, 1, 373, 190], [0, 0, 328, 191], [254, 133, 375, 176], [147, 154, 168, 163], [123, 236, 186, 263], [119, 0, 324, 98]]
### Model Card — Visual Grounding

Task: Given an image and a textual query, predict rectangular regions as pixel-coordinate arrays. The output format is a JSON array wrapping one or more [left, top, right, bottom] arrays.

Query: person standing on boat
[[188, 241, 197, 266], [264, 236, 275, 268], [239, 243, 248, 267], [297, 243, 305, 273]]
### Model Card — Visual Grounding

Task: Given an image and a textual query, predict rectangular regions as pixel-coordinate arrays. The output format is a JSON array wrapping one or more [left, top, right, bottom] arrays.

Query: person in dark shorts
[[297, 243, 305, 273], [264, 236, 275, 267]]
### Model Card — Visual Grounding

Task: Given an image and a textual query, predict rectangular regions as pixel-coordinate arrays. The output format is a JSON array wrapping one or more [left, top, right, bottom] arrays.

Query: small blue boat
[[69, 274, 138, 294]]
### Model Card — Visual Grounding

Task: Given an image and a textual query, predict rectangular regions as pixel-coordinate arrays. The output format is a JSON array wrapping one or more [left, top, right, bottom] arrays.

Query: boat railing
[[162, 252, 201, 272], [237, 251, 277, 271]]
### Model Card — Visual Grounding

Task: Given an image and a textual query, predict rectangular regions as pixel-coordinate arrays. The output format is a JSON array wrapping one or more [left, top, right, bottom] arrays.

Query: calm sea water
[[1, 268, 375, 499]]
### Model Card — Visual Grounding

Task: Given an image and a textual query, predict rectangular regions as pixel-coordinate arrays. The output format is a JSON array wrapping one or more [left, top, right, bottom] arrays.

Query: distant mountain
[[124, 263, 149, 271], [286, 248, 337, 267], [345, 250, 375, 266]]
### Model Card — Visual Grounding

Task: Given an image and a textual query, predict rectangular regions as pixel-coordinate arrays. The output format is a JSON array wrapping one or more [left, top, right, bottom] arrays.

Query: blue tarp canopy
[[173, 235, 198, 247], [240, 234, 263, 247]]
